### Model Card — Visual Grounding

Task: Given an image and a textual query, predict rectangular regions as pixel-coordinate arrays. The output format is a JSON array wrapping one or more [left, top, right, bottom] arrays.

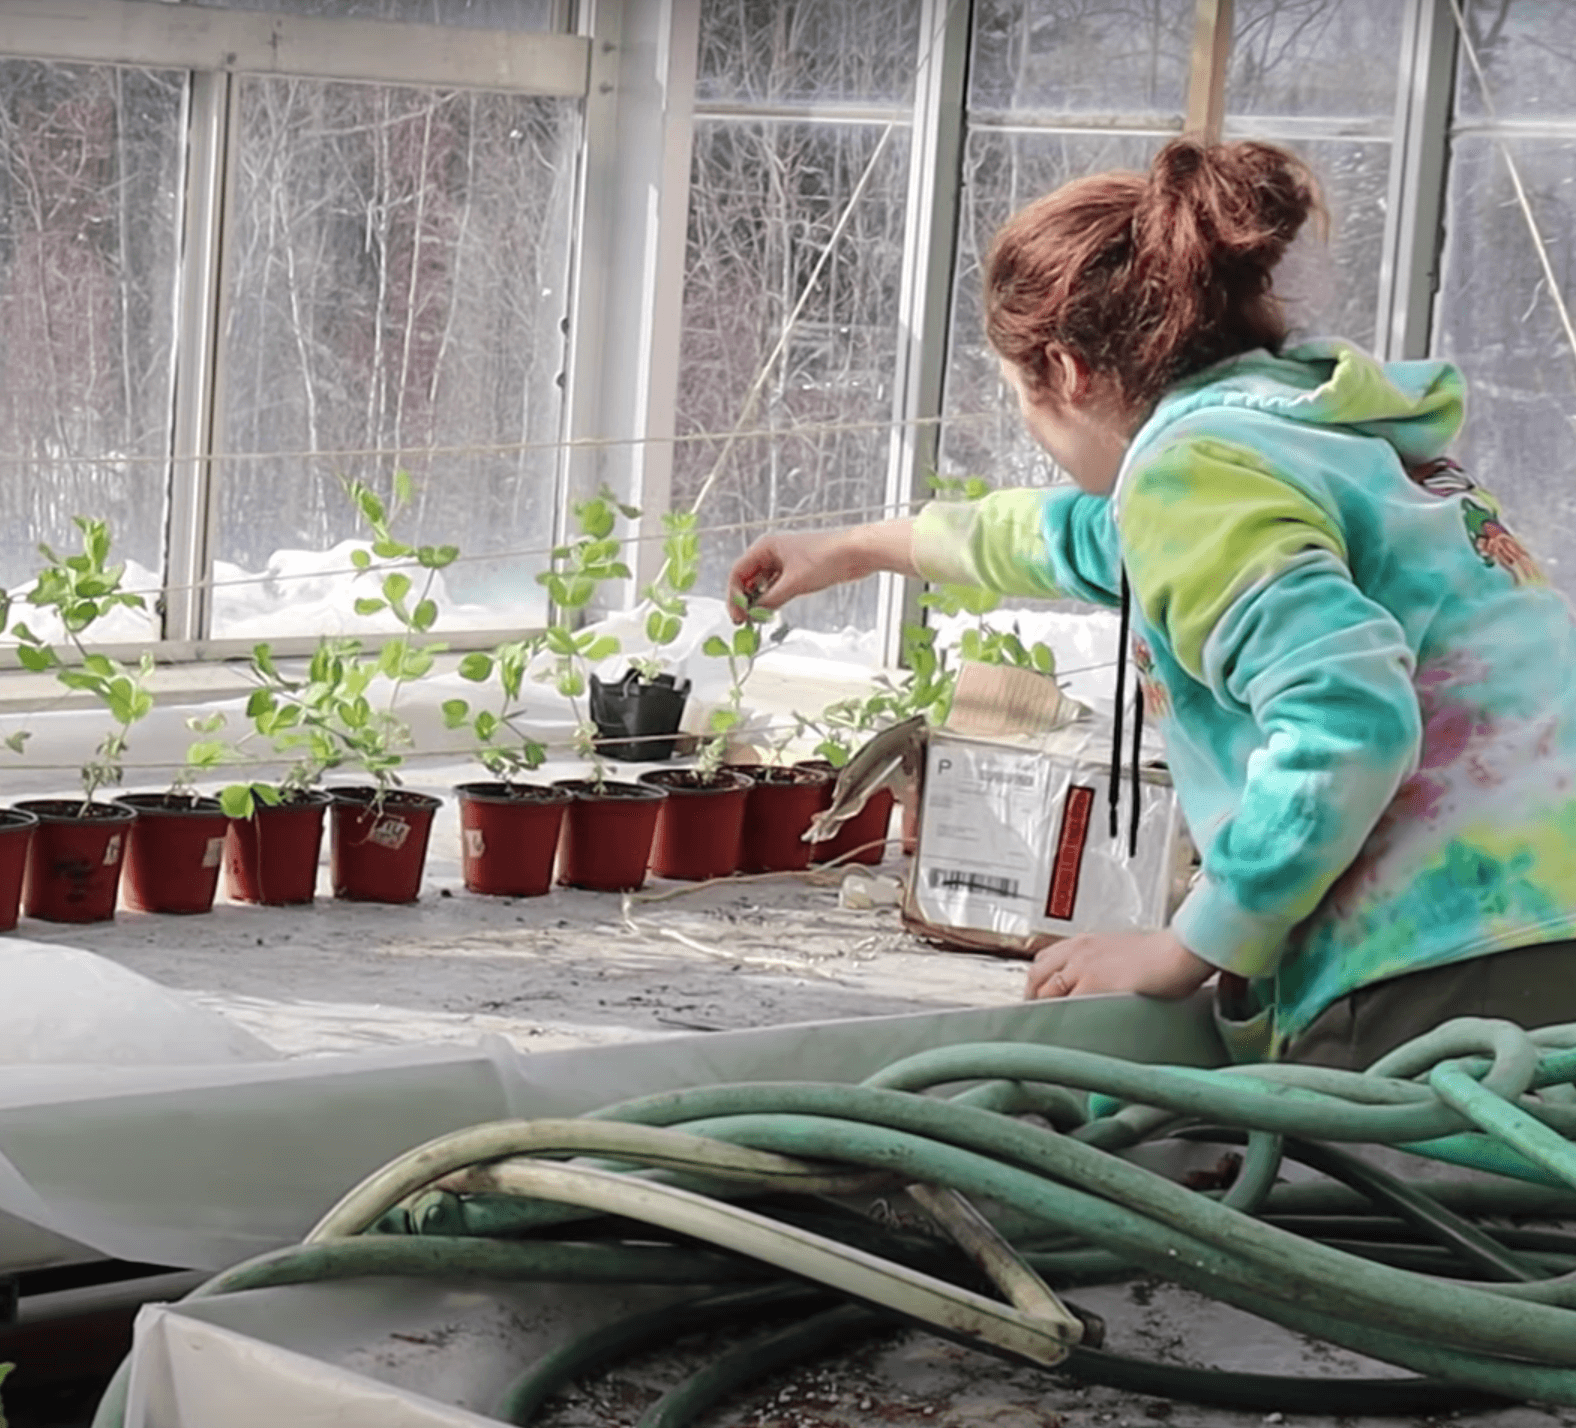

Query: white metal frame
[[0, 0, 590, 663], [0, 0, 1476, 672]]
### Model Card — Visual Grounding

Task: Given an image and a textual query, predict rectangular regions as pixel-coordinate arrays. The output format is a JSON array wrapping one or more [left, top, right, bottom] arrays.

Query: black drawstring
[[1109, 568, 1144, 858], [1110, 569, 1130, 841], [1128, 652, 1144, 859]]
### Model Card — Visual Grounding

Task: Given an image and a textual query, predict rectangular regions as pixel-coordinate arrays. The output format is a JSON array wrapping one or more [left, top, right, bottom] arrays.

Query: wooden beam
[[1184, 0, 1234, 143]]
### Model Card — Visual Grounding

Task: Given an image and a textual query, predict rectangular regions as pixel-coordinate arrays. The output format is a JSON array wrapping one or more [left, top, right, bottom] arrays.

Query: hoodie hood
[[1120, 339, 1467, 488]]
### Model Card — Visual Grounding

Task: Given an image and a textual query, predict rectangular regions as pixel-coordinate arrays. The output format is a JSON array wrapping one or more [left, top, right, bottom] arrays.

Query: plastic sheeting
[[0, 992, 1223, 1275], [0, 939, 277, 1066]]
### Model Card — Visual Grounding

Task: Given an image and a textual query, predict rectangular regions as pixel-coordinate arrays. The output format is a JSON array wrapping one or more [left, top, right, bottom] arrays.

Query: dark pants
[[1284, 942, 1576, 1070]]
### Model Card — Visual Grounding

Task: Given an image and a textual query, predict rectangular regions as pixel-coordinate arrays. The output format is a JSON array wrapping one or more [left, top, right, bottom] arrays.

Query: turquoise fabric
[[912, 340, 1576, 1058]]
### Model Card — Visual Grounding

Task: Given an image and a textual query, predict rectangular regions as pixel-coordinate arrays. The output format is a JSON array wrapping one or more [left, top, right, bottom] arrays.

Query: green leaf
[[702, 636, 730, 658], [219, 784, 256, 819], [420, 543, 459, 569], [377, 638, 409, 678], [708, 707, 741, 734], [245, 688, 276, 719], [401, 647, 436, 679], [411, 598, 438, 632], [647, 611, 681, 646], [442, 698, 470, 728], [372, 539, 408, 560], [582, 635, 620, 663], [382, 572, 412, 604], [732, 625, 760, 658], [16, 644, 54, 672], [475, 710, 499, 741], [253, 643, 279, 679], [4, 731, 29, 754], [184, 740, 228, 768], [393, 469, 414, 507], [544, 626, 577, 656], [350, 547, 372, 569], [459, 652, 494, 682], [356, 487, 387, 526], [577, 497, 614, 539], [354, 597, 386, 617]]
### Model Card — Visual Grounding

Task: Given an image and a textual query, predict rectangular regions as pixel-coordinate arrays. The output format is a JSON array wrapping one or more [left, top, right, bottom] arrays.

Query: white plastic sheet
[[0, 939, 277, 1066], [0, 993, 1222, 1275]]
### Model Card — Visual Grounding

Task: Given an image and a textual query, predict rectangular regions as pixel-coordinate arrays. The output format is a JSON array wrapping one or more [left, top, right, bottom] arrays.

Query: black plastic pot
[[589, 669, 691, 762]]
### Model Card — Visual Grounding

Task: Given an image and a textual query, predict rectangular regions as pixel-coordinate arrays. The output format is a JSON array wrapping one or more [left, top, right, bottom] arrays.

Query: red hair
[[984, 137, 1322, 410]]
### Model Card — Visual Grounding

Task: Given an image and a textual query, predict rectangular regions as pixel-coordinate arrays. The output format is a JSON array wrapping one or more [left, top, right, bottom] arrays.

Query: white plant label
[[370, 817, 411, 851], [202, 837, 226, 869], [103, 834, 123, 865], [464, 828, 486, 859]]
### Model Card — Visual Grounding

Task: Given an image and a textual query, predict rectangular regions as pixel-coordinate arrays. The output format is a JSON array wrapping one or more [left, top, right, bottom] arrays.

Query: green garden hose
[[91, 1015, 1576, 1428]]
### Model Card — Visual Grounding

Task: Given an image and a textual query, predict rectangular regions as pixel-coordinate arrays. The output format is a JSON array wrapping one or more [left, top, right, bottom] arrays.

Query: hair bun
[[1140, 137, 1319, 278]]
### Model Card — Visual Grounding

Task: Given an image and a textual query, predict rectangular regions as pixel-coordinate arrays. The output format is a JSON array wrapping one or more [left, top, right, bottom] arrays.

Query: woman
[[727, 137, 1576, 1066]]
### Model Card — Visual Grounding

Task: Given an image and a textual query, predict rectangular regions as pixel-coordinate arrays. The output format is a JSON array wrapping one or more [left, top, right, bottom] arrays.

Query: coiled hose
[[93, 1015, 1576, 1425]]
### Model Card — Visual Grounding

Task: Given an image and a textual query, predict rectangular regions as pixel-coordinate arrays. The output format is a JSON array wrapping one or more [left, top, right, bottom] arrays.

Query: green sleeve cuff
[[911, 499, 982, 586], [1171, 874, 1292, 980], [911, 492, 1068, 598]]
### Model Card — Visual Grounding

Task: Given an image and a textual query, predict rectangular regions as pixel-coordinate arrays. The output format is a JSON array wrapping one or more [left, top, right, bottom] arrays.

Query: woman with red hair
[[728, 137, 1576, 1066]]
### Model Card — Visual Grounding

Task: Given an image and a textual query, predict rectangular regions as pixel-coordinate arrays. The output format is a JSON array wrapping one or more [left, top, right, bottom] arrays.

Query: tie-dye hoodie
[[914, 339, 1576, 1059]]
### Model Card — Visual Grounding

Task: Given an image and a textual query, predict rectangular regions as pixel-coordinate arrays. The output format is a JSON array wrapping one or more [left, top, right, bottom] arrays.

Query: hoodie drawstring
[[1109, 569, 1143, 859], [1110, 570, 1130, 843]]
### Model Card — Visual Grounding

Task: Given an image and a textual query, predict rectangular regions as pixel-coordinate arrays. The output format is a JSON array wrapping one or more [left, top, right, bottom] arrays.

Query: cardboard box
[[901, 662, 1189, 958]]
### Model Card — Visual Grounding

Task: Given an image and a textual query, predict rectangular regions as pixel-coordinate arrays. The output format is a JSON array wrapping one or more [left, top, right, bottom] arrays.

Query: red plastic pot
[[738, 765, 830, 874], [225, 790, 331, 906], [0, 808, 39, 932], [16, 799, 137, 923], [455, 782, 572, 898], [797, 762, 896, 867], [330, 787, 441, 904], [117, 793, 231, 915], [639, 768, 752, 882], [553, 780, 666, 892]]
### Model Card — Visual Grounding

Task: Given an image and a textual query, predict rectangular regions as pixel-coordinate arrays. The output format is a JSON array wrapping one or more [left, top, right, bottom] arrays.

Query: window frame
[[0, 0, 1480, 673], [0, 0, 590, 665]]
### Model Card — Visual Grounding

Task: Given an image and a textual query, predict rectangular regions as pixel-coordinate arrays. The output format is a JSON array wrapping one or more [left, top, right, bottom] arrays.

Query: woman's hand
[[1025, 928, 1213, 1002], [726, 519, 918, 622]]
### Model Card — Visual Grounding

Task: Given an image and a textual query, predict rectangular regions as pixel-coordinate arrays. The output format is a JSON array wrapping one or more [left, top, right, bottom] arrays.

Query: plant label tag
[[103, 834, 123, 865], [202, 836, 226, 869], [464, 828, 485, 859], [370, 817, 411, 851]]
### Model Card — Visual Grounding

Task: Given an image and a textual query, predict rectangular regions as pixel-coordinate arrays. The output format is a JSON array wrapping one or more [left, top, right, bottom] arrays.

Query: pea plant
[[215, 473, 454, 818], [442, 637, 548, 787], [9, 517, 154, 802], [695, 591, 771, 778], [631, 509, 699, 679], [528, 485, 637, 789]]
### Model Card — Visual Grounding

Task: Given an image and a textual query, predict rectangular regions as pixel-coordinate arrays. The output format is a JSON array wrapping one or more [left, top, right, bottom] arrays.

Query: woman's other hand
[[1025, 927, 1213, 1001]]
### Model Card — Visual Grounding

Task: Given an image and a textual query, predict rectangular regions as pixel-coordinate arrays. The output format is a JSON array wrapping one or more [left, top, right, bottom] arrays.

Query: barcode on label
[[927, 868, 1020, 899]]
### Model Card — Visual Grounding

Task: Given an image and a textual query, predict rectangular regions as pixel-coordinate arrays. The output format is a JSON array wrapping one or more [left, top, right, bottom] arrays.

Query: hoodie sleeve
[[1121, 437, 1423, 978], [911, 486, 1122, 606]]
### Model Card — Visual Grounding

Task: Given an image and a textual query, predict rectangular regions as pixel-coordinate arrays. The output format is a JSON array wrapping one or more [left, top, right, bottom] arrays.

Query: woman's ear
[[1045, 346, 1091, 403]]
